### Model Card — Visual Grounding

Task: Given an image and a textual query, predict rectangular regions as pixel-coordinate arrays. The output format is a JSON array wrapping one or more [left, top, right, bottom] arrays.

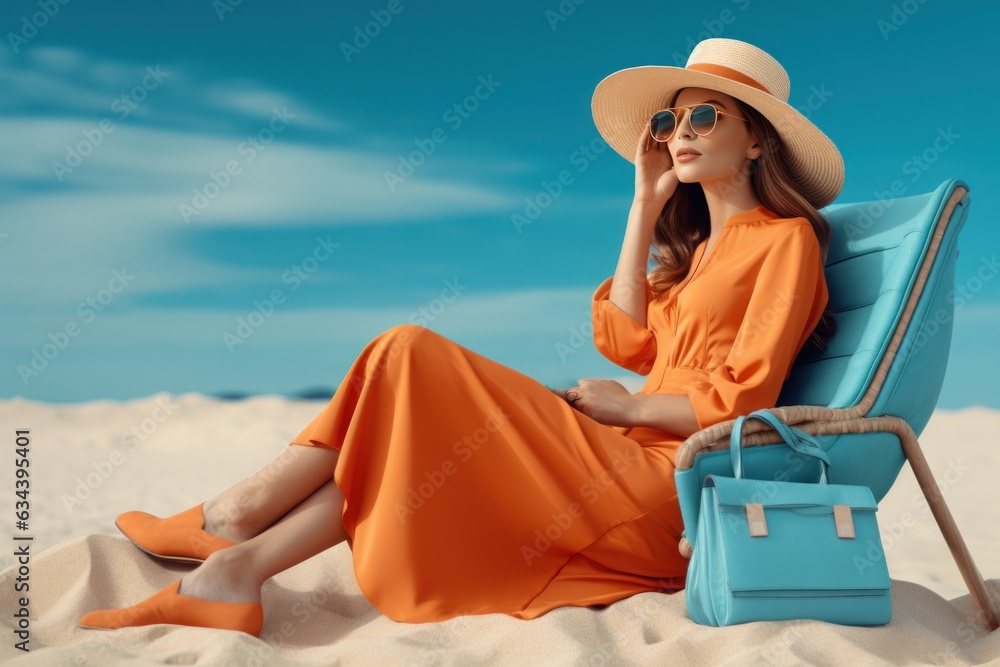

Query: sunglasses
[[648, 103, 750, 142]]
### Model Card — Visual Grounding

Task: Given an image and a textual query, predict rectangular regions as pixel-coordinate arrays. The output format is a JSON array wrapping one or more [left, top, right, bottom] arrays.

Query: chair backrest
[[674, 180, 972, 548], [777, 178, 971, 437]]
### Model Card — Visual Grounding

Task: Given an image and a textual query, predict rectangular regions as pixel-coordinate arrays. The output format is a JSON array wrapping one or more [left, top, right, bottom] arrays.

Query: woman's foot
[[78, 578, 264, 635], [115, 502, 243, 563], [78, 549, 265, 635]]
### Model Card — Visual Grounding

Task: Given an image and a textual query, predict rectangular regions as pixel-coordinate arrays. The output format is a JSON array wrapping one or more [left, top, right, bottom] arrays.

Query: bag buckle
[[833, 504, 855, 538], [745, 503, 767, 537]]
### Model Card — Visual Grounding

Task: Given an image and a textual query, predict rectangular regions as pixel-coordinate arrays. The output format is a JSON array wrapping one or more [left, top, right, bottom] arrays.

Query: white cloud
[[0, 116, 520, 222], [0, 46, 547, 312], [4, 284, 597, 347], [2, 47, 341, 132], [0, 45, 533, 238], [201, 81, 344, 132]]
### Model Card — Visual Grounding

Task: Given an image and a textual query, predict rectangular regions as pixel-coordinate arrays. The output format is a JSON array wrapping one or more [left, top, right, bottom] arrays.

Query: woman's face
[[665, 87, 759, 186]]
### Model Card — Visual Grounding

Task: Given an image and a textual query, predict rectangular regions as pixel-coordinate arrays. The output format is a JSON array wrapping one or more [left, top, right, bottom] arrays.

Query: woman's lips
[[675, 153, 701, 162]]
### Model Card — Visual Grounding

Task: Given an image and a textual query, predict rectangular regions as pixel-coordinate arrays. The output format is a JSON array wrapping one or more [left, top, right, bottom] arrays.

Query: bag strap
[[730, 409, 832, 484]]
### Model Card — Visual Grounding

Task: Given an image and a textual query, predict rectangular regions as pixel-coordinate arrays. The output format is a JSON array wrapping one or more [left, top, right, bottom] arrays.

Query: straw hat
[[591, 38, 844, 209]]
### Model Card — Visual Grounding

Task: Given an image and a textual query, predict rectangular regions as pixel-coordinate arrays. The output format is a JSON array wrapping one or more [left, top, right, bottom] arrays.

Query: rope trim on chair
[[853, 184, 965, 419]]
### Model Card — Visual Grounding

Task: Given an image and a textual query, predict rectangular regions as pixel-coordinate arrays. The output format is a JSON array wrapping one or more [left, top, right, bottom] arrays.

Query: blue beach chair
[[672, 179, 1000, 630]]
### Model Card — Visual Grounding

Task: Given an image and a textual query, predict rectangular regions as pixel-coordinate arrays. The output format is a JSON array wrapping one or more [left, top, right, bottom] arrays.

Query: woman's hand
[[634, 124, 679, 206], [563, 378, 637, 427]]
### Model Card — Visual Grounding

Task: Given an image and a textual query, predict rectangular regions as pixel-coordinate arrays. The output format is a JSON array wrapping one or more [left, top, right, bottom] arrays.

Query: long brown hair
[[647, 89, 837, 354]]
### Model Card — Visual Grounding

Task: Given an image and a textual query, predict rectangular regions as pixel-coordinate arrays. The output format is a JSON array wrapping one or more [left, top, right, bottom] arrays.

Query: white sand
[[1, 394, 998, 665]]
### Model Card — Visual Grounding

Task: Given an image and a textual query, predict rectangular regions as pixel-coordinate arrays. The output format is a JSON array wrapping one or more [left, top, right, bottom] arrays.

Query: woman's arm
[[629, 393, 701, 440], [608, 199, 662, 327], [559, 380, 700, 438]]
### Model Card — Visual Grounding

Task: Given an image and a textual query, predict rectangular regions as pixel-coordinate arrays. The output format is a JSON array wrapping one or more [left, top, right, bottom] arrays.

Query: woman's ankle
[[182, 548, 265, 604], [201, 497, 258, 544]]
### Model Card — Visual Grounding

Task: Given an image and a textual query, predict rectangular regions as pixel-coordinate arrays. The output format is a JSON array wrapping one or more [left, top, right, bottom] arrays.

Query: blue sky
[[1, 0, 998, 408]]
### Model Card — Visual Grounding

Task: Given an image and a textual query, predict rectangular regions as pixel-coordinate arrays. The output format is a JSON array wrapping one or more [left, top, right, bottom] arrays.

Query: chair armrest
[[676, 413, 913, 554], [674, 404, 855, 471]]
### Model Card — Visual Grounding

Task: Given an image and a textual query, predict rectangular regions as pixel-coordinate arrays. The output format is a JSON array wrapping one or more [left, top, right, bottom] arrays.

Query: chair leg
[[901, 432, 1000, 631]]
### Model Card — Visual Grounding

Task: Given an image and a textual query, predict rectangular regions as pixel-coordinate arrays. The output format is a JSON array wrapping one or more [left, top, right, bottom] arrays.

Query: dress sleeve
[[591, 274, 657, 376], [679, 224, 829, 431]]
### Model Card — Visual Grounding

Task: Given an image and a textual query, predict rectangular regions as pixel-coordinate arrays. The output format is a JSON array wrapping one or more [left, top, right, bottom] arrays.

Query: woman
[[78, 37, 841, 637]]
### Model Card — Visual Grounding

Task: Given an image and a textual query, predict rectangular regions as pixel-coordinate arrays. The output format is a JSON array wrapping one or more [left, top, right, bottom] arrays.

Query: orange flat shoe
[[115, 502, 237, 563], [77, 578, 264, 636]]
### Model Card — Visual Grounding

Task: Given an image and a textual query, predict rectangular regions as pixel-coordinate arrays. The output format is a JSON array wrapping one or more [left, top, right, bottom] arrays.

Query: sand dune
[[1, 394, 998, 665]]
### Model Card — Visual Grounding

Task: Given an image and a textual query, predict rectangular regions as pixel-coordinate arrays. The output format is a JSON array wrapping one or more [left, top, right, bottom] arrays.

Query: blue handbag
[[685, 409, 892, 627]]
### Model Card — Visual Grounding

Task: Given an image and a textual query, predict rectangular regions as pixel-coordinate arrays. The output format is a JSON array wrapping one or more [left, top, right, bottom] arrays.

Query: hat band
[[686, 63, 773, 96]]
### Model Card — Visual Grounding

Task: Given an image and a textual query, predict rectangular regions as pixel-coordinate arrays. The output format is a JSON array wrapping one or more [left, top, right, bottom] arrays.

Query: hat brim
[[591, 65, 844, 209]]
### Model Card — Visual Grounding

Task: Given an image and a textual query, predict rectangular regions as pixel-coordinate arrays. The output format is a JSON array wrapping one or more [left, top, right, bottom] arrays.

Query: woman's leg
[[200, 443, 341, 544], [178, 476, 348, 604]]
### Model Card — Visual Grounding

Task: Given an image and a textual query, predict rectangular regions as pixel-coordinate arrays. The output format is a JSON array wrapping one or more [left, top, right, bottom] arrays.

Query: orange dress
[[290, 203, 829, 623]]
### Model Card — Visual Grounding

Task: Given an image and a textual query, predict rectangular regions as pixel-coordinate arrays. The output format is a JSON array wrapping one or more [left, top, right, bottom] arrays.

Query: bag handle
[[730, 409, 832, 484]]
